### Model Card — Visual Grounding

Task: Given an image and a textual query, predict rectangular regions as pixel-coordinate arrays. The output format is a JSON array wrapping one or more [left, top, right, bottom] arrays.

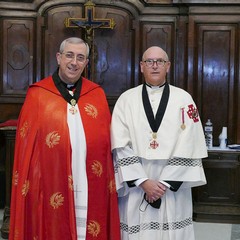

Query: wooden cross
[[64, 0, 115, 79], [64, 0, 115, 52]]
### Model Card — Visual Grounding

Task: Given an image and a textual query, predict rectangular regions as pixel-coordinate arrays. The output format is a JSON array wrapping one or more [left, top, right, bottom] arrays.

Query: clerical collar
[[145, 82, 166, 89], [62, 82, 78, 91], [52, 69, 82, 107]]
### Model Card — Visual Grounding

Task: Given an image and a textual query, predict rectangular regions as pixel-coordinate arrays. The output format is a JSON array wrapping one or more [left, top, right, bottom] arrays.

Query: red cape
[[9, 76, 120, 240]]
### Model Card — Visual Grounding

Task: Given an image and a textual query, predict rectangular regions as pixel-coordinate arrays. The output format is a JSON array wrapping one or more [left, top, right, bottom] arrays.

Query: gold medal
[[152, 132, 157, 139], [69, 98, 77, 114], [181, 124, 186, 130], [70, 99, 76, 106]]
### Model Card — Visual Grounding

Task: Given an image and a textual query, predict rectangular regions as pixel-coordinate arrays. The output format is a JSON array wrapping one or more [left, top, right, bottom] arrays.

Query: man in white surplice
[[111, 46, 207, 240]]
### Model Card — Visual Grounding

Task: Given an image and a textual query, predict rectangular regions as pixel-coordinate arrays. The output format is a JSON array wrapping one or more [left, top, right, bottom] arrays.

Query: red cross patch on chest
[[187, 104, 199, 122]]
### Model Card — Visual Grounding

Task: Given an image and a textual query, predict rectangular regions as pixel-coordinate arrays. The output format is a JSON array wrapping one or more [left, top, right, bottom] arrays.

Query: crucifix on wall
[[64, 0, 115, 79]]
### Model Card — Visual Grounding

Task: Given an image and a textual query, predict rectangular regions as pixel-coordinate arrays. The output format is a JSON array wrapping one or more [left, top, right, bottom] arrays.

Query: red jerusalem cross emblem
[[187, 104, 199, 122], [150, 140, 159, 149]]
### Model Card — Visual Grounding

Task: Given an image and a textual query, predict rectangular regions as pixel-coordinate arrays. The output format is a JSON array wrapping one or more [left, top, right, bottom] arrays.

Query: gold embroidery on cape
[[87, 220, 101, 237], [12, 171, 19, 186], [14, 229, 19, 240], [46, 131, 60, 148], [91, 160, 103, 177], [50, 192, 64, 209], [109, 179, 116, 194], [22, 180, 30, 197], [20, 121, 29, 138], [84, 103, 98, 118], [68, 175, 73, 191]]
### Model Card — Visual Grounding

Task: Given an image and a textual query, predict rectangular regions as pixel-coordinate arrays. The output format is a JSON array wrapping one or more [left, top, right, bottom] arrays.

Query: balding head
[[142, 46, 169, 62]]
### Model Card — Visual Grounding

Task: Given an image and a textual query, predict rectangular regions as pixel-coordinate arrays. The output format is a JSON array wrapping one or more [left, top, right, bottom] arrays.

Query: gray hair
[[59, 37, 90, 58]]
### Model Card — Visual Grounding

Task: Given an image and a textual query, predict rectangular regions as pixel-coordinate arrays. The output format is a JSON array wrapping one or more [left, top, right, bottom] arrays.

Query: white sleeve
[[113, 146, 148, 196], [134, 178, 148, 187]]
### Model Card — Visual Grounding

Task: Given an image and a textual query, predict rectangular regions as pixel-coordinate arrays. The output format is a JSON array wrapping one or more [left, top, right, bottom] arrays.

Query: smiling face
[[140, 46, 171, 86], [56, 41, 89, 84]]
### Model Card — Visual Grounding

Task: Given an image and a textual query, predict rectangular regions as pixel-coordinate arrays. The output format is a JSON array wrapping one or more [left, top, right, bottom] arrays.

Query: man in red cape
[[9, 37, 120, 240]]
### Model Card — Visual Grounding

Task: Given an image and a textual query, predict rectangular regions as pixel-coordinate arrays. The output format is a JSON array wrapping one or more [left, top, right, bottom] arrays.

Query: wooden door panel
[[188, 16, 239, 145], [0, 19, 34, 103], [140, 21, 176, 84]]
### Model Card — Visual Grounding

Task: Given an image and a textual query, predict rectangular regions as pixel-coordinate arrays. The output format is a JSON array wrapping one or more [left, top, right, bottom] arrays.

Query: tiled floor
[[194, 222, 232, 240], [0, 208, 239, 240]]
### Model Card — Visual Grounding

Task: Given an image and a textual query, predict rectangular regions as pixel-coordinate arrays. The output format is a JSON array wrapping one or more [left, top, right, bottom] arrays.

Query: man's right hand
[[140, 179, 166, 203]]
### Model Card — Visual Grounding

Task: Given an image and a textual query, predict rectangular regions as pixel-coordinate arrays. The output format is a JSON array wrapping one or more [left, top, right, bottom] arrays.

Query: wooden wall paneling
[[0, 18, 35, 104], [35, 10, 45, 83], [193, 150, 240, 223], [199, 24, 236, 145], [93, 6, 134, 98], [188, 15, 239, 146], [175, 12, 189, 90], [199, 153, 239, 204], [173, 0, 240, 3], [0, 104, 22, 123], [237, 21, 240, 144], [0, 129, 16, 208], [142, 0, 172, 3], [0, 131, 6, 208], [139, 18, 177, 85]]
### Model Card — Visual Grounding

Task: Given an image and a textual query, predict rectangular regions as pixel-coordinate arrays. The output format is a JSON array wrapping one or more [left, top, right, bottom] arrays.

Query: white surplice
[[111, 84, 208, 240]]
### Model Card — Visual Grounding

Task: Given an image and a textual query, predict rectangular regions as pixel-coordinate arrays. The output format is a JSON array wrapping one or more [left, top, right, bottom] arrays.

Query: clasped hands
[[140, 179, 166, 203]]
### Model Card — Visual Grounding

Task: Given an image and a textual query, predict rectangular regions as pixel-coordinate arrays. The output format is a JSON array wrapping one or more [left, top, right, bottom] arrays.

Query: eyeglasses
[[143, 58, 168, 67], [61, 52, 86, 63]]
